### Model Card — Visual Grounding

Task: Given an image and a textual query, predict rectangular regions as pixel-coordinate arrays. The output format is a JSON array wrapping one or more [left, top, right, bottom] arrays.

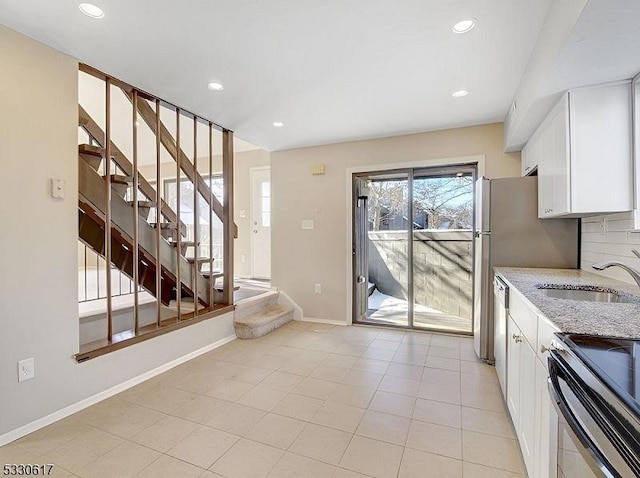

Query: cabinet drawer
[[508, 289, 538, 346], [537, 316, 560, 368]]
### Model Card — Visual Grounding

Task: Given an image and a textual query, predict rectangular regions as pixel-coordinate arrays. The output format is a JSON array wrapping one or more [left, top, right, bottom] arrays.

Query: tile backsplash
[[581, 212, 640, 285]]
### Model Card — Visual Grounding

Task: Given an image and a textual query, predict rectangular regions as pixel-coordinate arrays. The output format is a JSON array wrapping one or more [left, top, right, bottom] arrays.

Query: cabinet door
[[536, 119, 555, 218], [569, 82, 632, 214], [548, 95, 570, 217], [506, 317, 522, 428], [519, 339, 537, 476], [522, 137, 537, 177], [534, 358, 558, 478]]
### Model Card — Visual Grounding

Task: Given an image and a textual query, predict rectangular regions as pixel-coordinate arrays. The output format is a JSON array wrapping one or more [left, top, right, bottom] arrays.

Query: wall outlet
[[18, 358, 35, 382], [315, 283, 322, 294], [241, 254, 246, 263]]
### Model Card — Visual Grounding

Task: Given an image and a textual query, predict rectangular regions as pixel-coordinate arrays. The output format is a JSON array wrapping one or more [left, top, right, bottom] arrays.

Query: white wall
[[271, 123, 521, 322], [0, 26, 235, 442], [581, 212, 640, 284]]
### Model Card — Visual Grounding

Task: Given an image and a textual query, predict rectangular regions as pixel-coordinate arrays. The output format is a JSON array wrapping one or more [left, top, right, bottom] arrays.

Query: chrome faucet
[[592, 249, 640, 288]]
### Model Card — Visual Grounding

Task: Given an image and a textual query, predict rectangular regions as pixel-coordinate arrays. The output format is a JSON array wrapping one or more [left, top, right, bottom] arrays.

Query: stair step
[[234, 304, 294, 339], [152, 222, 178, 230], [109, 174, 132, 185], [202, 270, 224, 279], [127, 200, 154, 220], [187, 257, 211, 272], [128, 200, 154, 207], [106, 175, 132, 199], [152, 222, 181, 241], [78, 144, 104, 172], [168, 240, 197, 253], [79, 144, 104, 157]]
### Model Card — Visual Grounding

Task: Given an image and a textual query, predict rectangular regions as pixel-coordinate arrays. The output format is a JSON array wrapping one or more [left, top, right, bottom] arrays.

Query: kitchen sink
[[537, 286, 635, 303]]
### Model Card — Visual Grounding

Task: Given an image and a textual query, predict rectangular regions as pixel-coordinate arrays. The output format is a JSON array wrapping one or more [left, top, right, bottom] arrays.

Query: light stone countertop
[[494, 267, 640, 338]]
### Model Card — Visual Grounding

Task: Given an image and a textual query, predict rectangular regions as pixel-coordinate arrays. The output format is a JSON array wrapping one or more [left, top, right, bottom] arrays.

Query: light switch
[[51, 179, 65, 199], [301, 219, 315, 230], [239, 210, 246, 218]]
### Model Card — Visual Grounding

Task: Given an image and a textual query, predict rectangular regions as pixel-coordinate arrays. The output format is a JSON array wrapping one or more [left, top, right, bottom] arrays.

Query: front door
[[250, 167, 271, 279]]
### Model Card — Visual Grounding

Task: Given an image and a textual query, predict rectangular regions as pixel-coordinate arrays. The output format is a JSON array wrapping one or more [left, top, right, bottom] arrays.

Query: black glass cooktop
[[560, 334, 640, 419]]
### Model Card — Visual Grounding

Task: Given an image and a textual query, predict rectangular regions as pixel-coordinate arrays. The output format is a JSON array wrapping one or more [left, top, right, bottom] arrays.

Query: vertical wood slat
[[155, 99, 162, 327], [209, 123, 214, 307], [193, 117, 199, 315], [176, 108, 181, 321], [132, 91, 140, 334], [105, 79, 113, 341], [84, 245, 88, 302], [222, 130, 234, 305]]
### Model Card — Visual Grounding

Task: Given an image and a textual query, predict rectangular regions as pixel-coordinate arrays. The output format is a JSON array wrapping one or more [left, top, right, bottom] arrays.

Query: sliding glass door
[[353, 164, 476, 334]]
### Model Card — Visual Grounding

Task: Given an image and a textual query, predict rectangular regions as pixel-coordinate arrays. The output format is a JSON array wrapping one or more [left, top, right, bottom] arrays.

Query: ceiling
[[4, 1, 640, 153], [78, 71, 258, 167], [0, 0, 554, 151]]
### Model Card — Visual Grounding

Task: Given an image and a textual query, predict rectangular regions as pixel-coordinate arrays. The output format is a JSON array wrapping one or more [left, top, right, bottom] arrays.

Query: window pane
[[262, 212, 270, 227]]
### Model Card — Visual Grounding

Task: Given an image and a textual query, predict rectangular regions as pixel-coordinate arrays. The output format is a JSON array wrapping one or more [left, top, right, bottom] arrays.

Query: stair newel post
[[155, 98, 162, 327], [193, 116, 199, 316], [105, 78, 113, 342], [209, 122, 214, 308], [222, 129, 234, 305], [132, 90, 140, 335], [175, 108, 181, 321]]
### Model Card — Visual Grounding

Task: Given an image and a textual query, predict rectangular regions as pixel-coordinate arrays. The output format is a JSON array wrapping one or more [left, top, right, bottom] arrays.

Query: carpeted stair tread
[[234, 303, 294, 339]]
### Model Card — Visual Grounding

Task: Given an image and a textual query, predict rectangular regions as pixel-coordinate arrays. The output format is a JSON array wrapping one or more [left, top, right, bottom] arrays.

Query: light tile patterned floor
[[0, 322, 526, 477]]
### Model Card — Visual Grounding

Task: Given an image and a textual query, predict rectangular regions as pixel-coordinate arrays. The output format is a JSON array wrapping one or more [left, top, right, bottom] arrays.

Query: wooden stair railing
[[124, 91, 238, 239], [78, 149, 214, 307], [79, 105, 188, 236]]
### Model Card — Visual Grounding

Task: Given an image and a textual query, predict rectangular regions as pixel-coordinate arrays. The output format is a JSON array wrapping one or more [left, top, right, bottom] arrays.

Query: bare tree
[[368, 180, 407, 230], [413, 176, 472, 229], [367, 176, 473, 230]]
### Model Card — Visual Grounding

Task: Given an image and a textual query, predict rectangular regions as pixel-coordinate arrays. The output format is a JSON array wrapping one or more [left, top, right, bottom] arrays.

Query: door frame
[[346, 155, 485, 328], [249, 166, 271, 279]]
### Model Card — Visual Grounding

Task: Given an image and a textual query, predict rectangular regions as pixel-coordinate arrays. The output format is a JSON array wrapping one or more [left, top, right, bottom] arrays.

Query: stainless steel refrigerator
[[473, 176, 579, 362]]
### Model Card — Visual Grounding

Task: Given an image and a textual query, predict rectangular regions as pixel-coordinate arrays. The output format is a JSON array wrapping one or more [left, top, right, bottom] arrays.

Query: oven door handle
[[548, 353, 619, 478]]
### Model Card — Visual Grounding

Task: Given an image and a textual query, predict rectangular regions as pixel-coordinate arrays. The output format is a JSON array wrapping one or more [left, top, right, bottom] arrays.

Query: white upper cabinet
[[526, 81, 633, 218]]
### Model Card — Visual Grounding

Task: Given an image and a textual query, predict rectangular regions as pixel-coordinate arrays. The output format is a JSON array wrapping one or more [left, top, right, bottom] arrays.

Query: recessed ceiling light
[[452, 18, 476, 34], [273, 122, 284, 128], [452, 89, 469, 98], [79, 3, 105, 19], [207, 82, 224, 91]]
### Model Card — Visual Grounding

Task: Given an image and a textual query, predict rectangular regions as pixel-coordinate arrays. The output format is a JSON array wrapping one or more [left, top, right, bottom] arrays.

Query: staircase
[[234, 291, 295, 339], [78, 145, 217, 307], [76, 64, 236, 359]]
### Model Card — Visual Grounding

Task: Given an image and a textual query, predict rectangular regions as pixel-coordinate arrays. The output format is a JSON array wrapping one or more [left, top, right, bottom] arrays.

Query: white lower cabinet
[[507, 317, 522, 427], [507, 316, 537, 475], [519, 337, 537, 474], [503, 279, 559, 478], [534, 357, 559, 478]]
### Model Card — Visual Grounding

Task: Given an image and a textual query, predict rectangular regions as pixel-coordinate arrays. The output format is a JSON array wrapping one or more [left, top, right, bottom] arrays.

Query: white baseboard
[[298, 316, 348, 326], [0, 333, 236, 447]]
